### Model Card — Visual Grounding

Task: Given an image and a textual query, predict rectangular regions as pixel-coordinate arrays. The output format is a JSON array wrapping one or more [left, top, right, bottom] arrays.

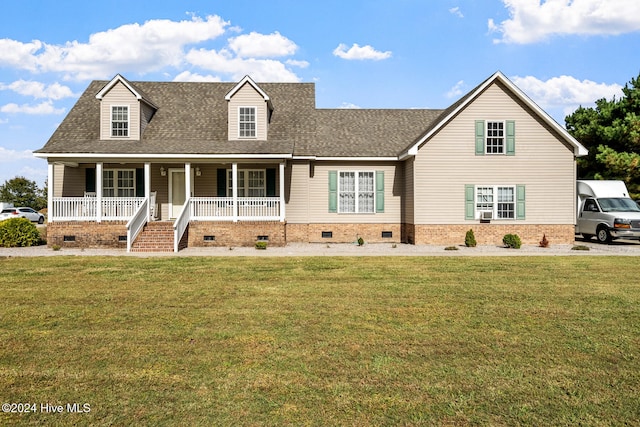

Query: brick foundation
[[412, 224, 575, 246], [47, 221, 128, 249], [286, 223, 401, 244], [188, 221, 286, 247]]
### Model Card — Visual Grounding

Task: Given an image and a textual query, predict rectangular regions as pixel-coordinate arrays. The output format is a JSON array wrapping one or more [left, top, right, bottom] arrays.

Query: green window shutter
[[328, 171, 337, 213], [506, 120, 515, 155], [465, 185, 475, 220], [216, 169, 226, 197], [135, 168, 144, 197], [375, 171, 384, 213], [266, 168, 276, 197], [475, 120, 485, 155], [516, 185, 526, 220], [85, 167, 96, 193]]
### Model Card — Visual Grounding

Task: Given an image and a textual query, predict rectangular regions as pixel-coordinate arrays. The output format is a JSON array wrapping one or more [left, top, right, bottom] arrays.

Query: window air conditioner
[[481, 211, 493, 221]]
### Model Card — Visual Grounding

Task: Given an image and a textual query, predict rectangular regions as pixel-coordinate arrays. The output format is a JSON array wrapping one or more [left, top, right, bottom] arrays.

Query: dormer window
[[111, 106, 129, 137], [239, 107, 256, 138]]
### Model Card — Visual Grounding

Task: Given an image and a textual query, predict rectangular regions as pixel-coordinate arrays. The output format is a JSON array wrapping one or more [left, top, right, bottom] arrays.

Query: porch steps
[[130, 222, 175, 252]]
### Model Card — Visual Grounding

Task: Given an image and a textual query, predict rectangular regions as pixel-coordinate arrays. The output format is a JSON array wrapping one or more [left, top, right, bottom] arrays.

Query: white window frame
[[227, 169, 265, 197], [338, 171, 375, 214], [111, 105, 129, 138], [475, 185, 515, 219], [485, 120, 505, 154], [103, 169, 136, 197], [238, 106, 256, 138]]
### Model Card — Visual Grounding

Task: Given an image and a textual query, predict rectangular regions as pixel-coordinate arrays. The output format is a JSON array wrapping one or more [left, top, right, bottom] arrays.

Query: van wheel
[[596, 226, 611, 244]]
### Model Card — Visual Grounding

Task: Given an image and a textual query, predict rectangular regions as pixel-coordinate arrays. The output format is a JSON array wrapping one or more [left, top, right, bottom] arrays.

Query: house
[[34, 71, 588, 252]]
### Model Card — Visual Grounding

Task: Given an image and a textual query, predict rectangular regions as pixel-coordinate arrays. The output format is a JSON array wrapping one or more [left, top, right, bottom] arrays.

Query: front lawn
[[1, 256, 638, 425]]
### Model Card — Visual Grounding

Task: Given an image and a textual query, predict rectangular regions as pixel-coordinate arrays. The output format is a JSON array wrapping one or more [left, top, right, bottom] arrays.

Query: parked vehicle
[[576, 180, 640, 243], [0, 207, 45, 224]]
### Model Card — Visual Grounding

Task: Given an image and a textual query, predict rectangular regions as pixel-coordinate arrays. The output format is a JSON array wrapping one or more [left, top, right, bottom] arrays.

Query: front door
[[168, 169, 194, 219]]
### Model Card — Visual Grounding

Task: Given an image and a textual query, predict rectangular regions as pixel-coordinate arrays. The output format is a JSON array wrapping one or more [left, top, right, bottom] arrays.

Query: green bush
[[502, 233, 522, 249], [0, 217, 42, 247], [465, 229, 477, 247], [255, 241, 268, 250]]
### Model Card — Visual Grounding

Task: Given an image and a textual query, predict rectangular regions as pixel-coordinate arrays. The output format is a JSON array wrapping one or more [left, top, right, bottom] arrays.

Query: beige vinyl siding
[[413, 81, 576, 225], [56, 165, 85, 197], [100, 81, 140, 140], [227, 83, 268, 140], [402, 158, 414, 224], [307, 162, 401, 224], [285, 161, 311, 223], [53, 163, 65, 197]]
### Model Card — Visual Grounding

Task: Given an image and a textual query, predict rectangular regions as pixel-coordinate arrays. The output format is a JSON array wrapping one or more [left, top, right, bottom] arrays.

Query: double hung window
[[475, 185, 515, 219], [239, 107, 256, 138], [111, 106, 129, 137], [103, 170, 135, 197], [339, 171, 374, 213], [227, 169, 265, 197], [486, 121, 504, 154]]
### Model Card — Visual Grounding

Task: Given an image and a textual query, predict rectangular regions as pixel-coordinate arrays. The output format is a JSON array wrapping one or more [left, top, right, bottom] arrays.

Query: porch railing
[[51, 197, 145, 221], [173, 199, 191, 252], [190, 197, 281, 221], [126, 200, 149, 252]]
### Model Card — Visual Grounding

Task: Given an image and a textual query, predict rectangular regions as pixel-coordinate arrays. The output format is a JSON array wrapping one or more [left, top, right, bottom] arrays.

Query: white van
[[576, 180, 640, 243]]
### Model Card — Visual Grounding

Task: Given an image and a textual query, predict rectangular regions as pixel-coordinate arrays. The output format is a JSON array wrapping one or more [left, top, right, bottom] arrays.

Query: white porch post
[[232, 162, 238, 222], [96, 162, 103, 223], [279, 161, 286, 222], [185, 163, 192, 198], [144, 162, 151, 220], [47, 163, 53, 223]]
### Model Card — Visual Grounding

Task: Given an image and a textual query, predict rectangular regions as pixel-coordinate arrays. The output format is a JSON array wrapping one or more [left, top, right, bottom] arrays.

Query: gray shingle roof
[[36, 78, 444, 158]]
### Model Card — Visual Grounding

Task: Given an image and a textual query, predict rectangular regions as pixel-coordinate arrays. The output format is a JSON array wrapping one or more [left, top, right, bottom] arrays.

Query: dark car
[[0, 207, 45, 223]]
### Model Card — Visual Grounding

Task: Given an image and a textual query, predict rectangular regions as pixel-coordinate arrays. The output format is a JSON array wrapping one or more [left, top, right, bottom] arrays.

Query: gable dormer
[[225, 76, 273, 141], [95, 74, 157, 141]]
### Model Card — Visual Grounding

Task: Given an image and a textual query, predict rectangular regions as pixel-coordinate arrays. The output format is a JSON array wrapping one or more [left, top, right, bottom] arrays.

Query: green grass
[[1, 256, 639, 426]]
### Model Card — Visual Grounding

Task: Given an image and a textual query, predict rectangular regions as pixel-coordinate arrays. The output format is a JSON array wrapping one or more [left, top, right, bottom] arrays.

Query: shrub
[[357, 236, 365, 246], [444, 246, 459, 251], [502, 233, 522, 249], [0, 217, 42, 247], [465, 229, 477, 247], [255, 241, 267, 250]]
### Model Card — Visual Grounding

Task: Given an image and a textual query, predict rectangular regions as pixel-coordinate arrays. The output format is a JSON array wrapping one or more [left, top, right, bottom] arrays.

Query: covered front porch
[[46, 160, 287, 251]]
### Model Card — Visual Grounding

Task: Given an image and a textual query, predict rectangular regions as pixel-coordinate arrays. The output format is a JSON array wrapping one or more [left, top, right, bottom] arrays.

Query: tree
[[565, 73, 640, 198], [0, 177, 47, 211]]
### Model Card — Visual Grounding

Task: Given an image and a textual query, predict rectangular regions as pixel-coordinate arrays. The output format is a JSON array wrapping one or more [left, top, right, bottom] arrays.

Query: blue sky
[[1, 0, 639, 186]]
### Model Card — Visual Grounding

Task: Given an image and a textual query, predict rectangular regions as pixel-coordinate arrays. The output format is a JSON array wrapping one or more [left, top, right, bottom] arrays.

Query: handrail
[[126, 199, 149, 252], [173, 197, 191, 252]]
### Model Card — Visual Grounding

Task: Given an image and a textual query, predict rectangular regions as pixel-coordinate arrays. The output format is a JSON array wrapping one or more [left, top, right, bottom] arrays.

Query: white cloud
[[512, 74, 623, 117], [228, 31, 298, 58], [337, 102, 361, 109], [0, 80, 75, 100], [0, 15, 230, 80], [333, 43, 392, 60], [0, 101, 65, 115], [0, 14, 305, 83], [285, 59, 310, 68], [449, 7, 464, 18], [491, 0, 640, 44], [446, 80, 466, 98], [0, 146, 33, 162], [0, 39, 42, 70], [172, 71, 222, 82], [185, 48, 300, 82]]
